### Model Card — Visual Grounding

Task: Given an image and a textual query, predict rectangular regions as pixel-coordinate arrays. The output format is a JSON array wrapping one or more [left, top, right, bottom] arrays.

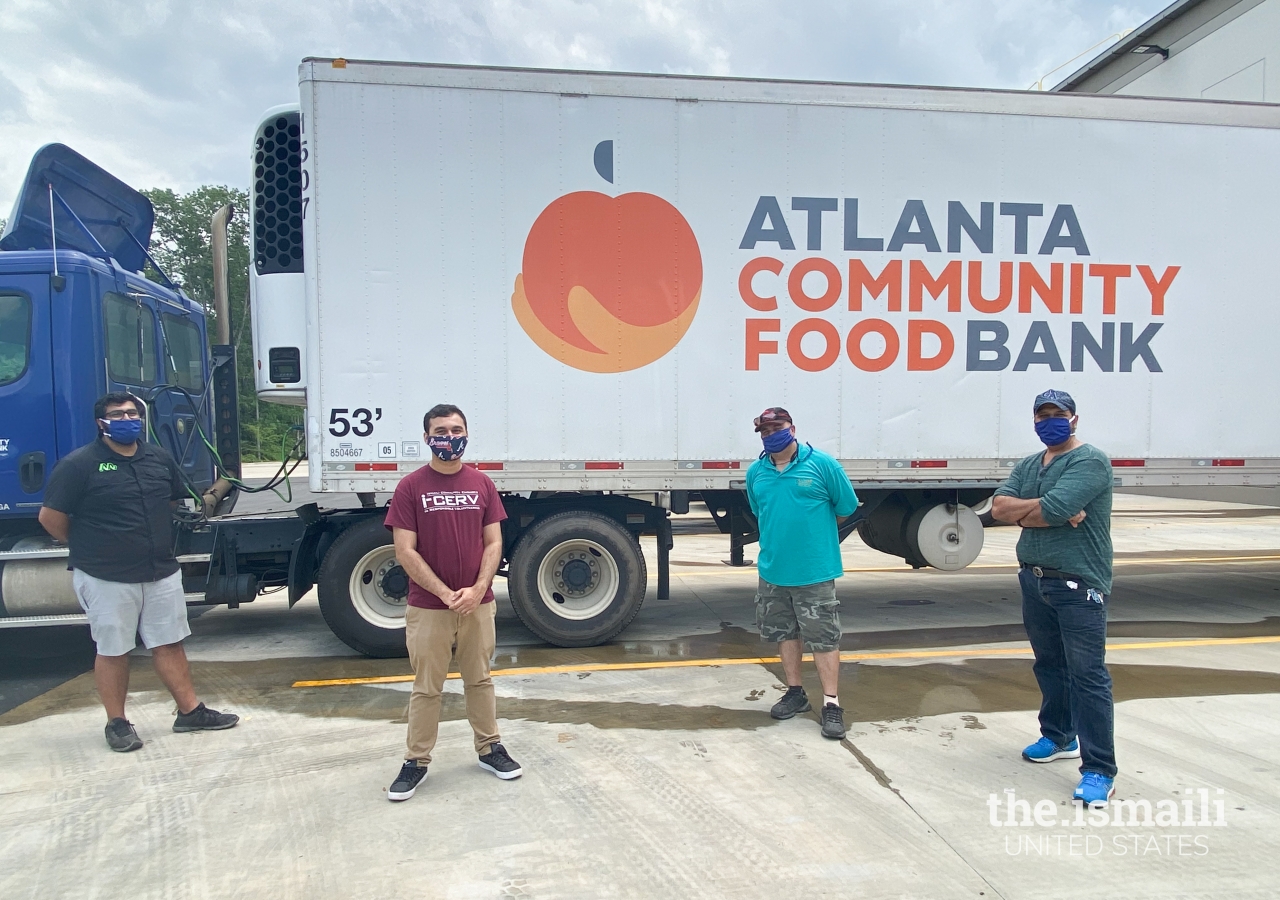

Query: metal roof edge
[[1051, 0, 1263, 92]]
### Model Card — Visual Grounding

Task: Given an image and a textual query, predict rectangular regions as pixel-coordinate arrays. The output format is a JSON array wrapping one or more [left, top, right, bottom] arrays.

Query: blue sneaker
[[1022, 736, 1081, 763], [1074, 772, 1116, 808]]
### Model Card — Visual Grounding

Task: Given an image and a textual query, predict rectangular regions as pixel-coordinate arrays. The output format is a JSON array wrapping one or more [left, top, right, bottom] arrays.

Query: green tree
[[141, 186, 302, 462]]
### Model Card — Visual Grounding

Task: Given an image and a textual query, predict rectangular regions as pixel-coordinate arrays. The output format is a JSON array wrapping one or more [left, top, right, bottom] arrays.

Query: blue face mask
[[427, 434, 467, 461], [101, 417, 143, 444], [1034, 416, 1073, 447], [761, 428, 795, 454]]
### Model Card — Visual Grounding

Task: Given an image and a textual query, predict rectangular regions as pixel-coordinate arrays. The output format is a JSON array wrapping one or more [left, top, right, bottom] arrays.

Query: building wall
[[1113, 0, 1278, 100]]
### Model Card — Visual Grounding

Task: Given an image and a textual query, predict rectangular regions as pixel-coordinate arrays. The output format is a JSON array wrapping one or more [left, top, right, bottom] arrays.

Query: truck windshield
[[0, 294, 30, 386], [105, 292, 157, 384], [161, 313, 204, 391]]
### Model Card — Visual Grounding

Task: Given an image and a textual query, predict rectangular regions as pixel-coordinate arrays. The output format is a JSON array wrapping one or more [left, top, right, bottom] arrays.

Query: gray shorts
[[73, 569, 191, 657], [754, 578, 842, 652]]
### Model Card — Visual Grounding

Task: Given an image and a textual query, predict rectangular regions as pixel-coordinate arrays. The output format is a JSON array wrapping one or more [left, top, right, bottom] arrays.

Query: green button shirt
[[746, 444, 859, 587], [994, 443, 1114, 593]]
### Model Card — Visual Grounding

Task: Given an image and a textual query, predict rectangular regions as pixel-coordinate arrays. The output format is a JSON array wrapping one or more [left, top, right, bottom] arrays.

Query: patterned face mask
[[427, 434, 468, 461]]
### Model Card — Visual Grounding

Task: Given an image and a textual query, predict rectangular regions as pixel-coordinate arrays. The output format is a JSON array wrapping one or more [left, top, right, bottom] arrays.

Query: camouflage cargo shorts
[[754, 578, 841, 652]]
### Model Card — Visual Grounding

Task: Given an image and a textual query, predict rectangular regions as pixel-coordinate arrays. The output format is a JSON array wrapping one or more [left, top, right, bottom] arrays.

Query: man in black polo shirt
[[39, 392, 238, 752]]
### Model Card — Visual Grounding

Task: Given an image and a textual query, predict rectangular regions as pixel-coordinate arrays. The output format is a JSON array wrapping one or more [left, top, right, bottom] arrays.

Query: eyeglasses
[[103, 410, 142, 420]]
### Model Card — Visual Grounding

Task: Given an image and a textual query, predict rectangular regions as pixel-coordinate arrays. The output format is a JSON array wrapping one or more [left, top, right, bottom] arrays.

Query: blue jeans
[[1019, 567, 1117, 778]]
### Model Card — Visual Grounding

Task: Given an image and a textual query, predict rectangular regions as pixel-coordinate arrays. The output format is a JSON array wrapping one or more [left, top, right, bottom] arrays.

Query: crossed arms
[[991, 456, 1110, 529], [990, 496, 1086, 529], [392, 523, 503, 615]]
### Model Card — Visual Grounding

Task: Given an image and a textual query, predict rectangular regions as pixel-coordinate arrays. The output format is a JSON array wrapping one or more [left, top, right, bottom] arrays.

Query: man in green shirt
[[745, 407, 858, 740], [992, 389, 1117, 808]]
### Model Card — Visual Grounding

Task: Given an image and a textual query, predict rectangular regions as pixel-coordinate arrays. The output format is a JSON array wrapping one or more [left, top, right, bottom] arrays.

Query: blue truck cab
[[0, 145, 215, 540]]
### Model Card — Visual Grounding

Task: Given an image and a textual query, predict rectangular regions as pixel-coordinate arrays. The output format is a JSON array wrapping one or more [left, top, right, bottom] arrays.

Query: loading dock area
[[2, 494, 1278, 899]]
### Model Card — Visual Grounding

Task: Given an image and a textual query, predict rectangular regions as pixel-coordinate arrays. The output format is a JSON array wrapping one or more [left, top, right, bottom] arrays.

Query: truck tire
[[508, 511, 647, 647], [317, 517, 410, 658]]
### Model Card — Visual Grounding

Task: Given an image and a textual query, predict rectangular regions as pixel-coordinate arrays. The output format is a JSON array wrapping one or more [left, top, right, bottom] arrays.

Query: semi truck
[[2, 60, 1278, 657]]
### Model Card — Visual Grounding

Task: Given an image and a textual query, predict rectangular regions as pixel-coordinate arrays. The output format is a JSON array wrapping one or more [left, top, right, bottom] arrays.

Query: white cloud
[[0, 0, 1166, 214]]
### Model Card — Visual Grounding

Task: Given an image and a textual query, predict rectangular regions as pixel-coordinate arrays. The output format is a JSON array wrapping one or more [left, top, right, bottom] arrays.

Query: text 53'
[[328, 408, 382, 437]]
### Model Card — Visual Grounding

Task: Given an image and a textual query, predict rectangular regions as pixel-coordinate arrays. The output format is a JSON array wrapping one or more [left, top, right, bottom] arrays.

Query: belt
[[1021, 563, 1086, 582]]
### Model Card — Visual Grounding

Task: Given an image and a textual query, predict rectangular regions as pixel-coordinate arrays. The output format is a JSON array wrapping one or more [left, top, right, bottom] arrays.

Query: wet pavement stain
[[840, 738, 899, 794], [492, 617, 1280, 671], [7, 654, 1279, 734]]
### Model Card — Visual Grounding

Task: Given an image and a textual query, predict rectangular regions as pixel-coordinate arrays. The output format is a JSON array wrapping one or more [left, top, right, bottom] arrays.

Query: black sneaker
[[173, 702, 240, 733], [770, 686, 811, 720], [820, 703, 846, 739], [478, 743, 523, 780], [105, 718, 143, 752], [388, 760, 428, 801]]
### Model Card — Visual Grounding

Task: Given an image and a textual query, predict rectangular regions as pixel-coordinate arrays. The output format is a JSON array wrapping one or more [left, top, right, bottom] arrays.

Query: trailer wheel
[[317, 517, 409, 658], [509, 511, 647, 647]]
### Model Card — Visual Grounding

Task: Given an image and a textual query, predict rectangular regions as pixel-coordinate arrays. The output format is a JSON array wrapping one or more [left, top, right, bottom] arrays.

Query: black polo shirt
[[42, 438, 187, 584]]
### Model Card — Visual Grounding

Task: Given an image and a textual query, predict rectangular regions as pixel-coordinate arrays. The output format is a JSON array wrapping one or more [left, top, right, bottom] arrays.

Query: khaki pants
[[405, 602, 499, 764]]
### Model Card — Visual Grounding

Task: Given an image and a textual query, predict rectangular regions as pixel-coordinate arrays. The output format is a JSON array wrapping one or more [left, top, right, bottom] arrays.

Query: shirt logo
[[421, 491, 480, 511], [796, 478, 813, 487], [99, 462, 118, 472]]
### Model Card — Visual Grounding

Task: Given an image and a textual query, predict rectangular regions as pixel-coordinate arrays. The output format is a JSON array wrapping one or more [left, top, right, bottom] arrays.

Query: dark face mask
[[1034, 416, 1073, 447], [427, 434, 467, 461]]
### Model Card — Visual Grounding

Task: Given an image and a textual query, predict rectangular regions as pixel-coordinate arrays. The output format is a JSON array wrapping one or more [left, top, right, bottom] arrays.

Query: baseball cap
[[1033, 389, 1076, 414], [753, 407, 793, 432]]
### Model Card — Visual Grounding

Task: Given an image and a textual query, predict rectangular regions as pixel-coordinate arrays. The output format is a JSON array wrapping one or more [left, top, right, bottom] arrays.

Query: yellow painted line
[[290, 634, 1280, 688]]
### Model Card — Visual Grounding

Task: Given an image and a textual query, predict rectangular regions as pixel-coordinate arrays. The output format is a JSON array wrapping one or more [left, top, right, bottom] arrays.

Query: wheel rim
[[347, 545, 408, 629], [535, 539, 620, 620]]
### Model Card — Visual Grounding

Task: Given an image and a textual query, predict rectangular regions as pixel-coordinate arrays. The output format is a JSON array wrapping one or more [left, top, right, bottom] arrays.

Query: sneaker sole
[[478, 760, 523, 780], [1074, 785, 1116, 808], [821, 728, 846, 740], [387, 784, 420, 801], [108, 738, 144, 752], [770, 701, 812, 720], [1022, 747, 1081, 763], [173, 719, 240, 733]]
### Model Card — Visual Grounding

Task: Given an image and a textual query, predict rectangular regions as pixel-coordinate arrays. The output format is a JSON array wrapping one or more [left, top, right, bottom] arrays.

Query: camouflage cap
[[1033, 389, 1076, 414], [753, 407, 793, 432]]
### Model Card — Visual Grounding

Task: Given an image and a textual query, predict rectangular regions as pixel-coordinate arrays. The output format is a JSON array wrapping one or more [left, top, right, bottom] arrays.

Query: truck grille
[[253, 112, 303, 275]]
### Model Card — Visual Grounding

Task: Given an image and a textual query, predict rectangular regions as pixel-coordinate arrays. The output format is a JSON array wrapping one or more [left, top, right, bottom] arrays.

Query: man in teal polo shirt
[[745, 407, 858, 739]]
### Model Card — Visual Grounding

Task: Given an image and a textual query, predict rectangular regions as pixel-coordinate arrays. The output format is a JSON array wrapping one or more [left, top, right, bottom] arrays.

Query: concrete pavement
[[1, 494, 1279, 898]]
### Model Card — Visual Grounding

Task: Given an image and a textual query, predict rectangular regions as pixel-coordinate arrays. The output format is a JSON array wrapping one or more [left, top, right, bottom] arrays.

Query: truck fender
[[287, 520, 327, 607]]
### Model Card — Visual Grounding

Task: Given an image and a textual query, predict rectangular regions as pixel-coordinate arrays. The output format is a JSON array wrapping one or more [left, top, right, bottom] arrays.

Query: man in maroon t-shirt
[[383, 403, 521, 801]]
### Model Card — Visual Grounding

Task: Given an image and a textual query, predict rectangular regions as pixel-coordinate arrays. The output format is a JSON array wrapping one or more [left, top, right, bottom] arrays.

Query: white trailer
[[245, 59, 1280, 654]]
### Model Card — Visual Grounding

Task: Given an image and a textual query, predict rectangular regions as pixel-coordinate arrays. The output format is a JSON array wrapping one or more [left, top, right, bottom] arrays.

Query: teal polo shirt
[[745, 443, 859, 587]]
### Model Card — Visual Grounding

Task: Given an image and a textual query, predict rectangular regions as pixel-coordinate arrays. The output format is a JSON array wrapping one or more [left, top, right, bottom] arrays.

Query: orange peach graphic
[[512, 191, 702, 373]]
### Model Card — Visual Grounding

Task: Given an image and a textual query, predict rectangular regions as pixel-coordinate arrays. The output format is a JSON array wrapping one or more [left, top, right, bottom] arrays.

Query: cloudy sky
[[0, 0, 1165, 214]]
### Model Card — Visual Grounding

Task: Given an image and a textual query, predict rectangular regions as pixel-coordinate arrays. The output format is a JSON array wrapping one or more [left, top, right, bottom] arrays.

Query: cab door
[[0, 277, 57, 516], [102, 291, 214, 492], [154, 309, 215, 490]]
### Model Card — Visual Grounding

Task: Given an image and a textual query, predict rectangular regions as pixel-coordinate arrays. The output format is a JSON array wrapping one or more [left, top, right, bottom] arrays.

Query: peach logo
[[512, 191, 702, 373]]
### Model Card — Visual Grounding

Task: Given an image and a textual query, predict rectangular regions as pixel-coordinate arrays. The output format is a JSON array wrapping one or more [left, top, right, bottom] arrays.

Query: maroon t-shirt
[[384, 464, 507, 610]]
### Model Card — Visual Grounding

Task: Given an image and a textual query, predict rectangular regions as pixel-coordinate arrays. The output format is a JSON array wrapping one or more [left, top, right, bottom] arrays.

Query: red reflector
[[475, 462, 503, 470], [354, 463, 371, 471], [1111, 459, 1145, 467], [1212, 459, 1245, 467], [371, 463, 397, 471], [910, 460, 948, 468], [701, 461, 741, 469], [585, 461, 623, 470]]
